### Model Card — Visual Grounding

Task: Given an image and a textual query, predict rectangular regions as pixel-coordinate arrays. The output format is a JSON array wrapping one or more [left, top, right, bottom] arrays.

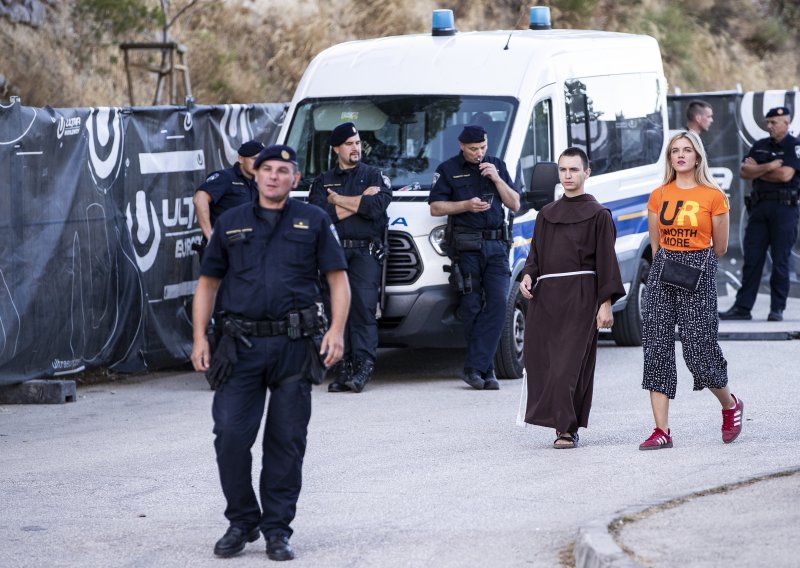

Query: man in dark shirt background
[[720, 106, 800, 322], [428, 124, 520, 390], [309, 122, 392, 393]]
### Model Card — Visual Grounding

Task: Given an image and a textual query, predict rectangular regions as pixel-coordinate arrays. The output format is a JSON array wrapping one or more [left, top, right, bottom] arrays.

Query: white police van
[[279, 8, 667, 379]]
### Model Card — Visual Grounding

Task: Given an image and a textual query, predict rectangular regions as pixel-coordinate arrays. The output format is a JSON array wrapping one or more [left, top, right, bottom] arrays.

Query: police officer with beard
[[720, 106, 800, 322], [308, 122, 392, 393], [428, 124, 520, 390], [192, 144, 350, 560], [194, 140, 264, 243]]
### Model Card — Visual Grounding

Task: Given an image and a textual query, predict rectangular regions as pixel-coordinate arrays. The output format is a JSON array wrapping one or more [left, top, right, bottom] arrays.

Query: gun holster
[[443, 260, 472, 295]]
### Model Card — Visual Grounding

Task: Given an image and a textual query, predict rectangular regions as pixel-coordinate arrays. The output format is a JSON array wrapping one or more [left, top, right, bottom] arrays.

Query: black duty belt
[[229, 317, 287, 336], [341, 238, 371, 248], [755, 190, 798, 202], [481, 229, 504, 240], [227, 306, 319, 337]]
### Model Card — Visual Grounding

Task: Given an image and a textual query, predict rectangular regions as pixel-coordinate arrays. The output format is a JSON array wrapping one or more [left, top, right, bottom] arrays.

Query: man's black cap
[[766, 106, 791, 118], [238, 140, 265, 157], [253, 144, 298, 169], [329, 122, 358, 147], [458, 125, 487, 144]]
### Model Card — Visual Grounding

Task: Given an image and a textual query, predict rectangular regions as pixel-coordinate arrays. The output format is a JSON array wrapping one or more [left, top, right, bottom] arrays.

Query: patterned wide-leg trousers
[[642, 248, 728, 399]]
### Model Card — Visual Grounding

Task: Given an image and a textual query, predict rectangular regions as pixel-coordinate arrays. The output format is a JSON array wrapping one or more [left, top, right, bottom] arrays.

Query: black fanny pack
[[659, 249, 710, 292]]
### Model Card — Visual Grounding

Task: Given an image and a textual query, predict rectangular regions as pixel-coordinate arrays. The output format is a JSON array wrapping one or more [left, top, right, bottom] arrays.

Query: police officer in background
[[192, 144, 350, 560], [193, 140, 264, 243], [428, 124, 520, 390], [308, 122, 392, 393], [720, 106, 800, 322]]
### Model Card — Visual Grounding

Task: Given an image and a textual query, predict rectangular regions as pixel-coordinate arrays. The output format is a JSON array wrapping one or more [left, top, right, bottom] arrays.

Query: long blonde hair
[[661, 130, 721, 190]]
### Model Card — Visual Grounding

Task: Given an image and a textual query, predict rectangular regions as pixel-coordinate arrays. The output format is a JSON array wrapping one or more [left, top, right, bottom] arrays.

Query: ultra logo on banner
[[86, 107, 125, 193]]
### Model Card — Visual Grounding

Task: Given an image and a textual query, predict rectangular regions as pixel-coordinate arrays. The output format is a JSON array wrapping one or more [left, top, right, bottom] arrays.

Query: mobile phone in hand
[[481, 193, 494, 205]]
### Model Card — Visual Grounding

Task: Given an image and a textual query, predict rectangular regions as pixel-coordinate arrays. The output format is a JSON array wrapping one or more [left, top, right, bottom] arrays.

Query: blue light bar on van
[[529, 6, 552, 30], [432, 9, 456, 36]]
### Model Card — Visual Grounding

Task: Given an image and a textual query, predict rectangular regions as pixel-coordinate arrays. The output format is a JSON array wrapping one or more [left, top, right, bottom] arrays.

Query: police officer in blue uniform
[[193, 140, 264, 244], [191, 144, 350, 561], [428, 125, 521, 389], [308, 122, 392, 393], [720, 106, 800, 322]]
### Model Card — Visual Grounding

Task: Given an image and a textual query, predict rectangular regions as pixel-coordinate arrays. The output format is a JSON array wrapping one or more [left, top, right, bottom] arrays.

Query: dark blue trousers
[[342, 247, 381, 363], [212, 336, 311, 538], [457, 240, 510, 374], [734, 201, 799, 312]]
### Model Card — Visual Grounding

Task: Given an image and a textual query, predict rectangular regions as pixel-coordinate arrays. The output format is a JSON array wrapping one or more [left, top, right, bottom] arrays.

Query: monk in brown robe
[[519, 147, 625, 448]]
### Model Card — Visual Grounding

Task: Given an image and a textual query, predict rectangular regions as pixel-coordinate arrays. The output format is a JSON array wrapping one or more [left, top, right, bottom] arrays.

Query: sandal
[[553, 431, 579, 449]]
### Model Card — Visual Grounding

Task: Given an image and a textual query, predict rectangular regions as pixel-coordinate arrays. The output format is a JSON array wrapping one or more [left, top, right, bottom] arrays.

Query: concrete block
[[0, 380, 77, 404]]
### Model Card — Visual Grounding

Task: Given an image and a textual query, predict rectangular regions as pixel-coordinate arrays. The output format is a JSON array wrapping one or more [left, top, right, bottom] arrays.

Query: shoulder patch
[[382, 174, 391, 189], [795, 145, 800, 159], [206, 172, 220, 182], [329, 223, 341, 245], [432, 172, 440, 186]]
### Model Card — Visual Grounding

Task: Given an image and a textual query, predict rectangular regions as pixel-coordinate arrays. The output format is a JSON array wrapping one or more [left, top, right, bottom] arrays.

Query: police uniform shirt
[[308, 162, 391, 239], [746, 133, 800, 194], [428, 153, 516, 230], [201, 198, 347, 321], [197, 163, 259, 226]]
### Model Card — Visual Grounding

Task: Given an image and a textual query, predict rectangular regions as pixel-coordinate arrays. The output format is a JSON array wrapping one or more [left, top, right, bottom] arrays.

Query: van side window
[[565, 74, 664, 175], [520, 99, 553, 191]]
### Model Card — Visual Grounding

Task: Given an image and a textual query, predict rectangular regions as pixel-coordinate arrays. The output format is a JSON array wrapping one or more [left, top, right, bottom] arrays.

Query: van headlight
[[429, 225, 448, 256]]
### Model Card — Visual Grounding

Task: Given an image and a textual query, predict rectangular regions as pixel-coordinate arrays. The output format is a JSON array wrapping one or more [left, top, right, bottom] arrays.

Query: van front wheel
[[494, 284, 526, 379], [612, 258, 649, 347]]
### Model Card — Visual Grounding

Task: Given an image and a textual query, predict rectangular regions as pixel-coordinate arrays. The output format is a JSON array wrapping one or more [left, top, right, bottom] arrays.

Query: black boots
[[328, 360, 352, 392], [213, 526, 260, 557], [344, 358, 374, 393]]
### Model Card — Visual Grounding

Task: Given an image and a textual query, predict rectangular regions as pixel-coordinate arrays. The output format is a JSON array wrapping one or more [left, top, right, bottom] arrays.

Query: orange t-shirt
[[647, 181, 730, 251]]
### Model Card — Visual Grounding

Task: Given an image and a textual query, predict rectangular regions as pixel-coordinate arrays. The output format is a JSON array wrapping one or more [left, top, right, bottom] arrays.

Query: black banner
[[668, 90, 800, 297], [0, 100, 285, 385]]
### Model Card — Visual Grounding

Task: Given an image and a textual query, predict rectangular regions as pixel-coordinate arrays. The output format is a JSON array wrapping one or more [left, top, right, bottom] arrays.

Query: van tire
[[495, 284, 526, 379], [612, 258, 649, 347]]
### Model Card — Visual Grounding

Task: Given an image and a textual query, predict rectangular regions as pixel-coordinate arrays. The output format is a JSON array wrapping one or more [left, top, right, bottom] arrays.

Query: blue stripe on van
[[510, 193, 650, 264]]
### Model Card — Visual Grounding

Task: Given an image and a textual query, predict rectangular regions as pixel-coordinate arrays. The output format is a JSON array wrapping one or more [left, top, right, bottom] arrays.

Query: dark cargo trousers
[[212, 335, 311, 537]]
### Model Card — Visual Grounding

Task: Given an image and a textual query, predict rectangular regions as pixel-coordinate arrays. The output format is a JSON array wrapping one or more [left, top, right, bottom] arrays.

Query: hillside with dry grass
[[2, 0, 799, 107]]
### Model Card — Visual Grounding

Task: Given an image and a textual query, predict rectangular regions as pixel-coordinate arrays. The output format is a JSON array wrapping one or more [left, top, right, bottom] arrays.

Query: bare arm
[[740, 157, 783, 180], [647, 211, 660, 257], [711, 212, 729, 257], [191, 275, 222, 371], [193, 191, 214, 240], [430, 198, 490, 217], [327, 187, 381, 220], [320, 269, 350, 368]]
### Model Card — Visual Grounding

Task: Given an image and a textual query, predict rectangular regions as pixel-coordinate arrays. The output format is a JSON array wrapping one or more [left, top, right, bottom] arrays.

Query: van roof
[[293, 29, 664, 101]]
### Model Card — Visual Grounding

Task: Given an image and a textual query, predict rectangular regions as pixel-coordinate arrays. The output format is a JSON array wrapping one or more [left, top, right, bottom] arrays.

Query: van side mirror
[[519, 161, 558, 213]]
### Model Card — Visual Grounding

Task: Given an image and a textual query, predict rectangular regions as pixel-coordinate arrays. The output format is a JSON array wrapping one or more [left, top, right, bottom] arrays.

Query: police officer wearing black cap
[[192, 144, 350, 560], [193, 140, 264, 244], [720, 106, 800, 322], [308, 122, 392, 393], [429, 124, 521, 390]]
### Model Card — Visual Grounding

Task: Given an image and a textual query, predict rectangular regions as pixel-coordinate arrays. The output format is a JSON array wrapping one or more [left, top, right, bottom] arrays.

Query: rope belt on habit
[[537, 270, 596, 281]]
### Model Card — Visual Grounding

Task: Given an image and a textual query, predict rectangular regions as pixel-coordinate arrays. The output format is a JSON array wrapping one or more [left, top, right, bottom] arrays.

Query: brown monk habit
[[521, 193, 625, 433]]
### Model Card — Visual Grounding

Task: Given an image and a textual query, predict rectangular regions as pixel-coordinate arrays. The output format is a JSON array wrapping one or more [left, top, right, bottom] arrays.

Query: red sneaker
[[721, 394, 743, 443], [639, 427, 673, 450]]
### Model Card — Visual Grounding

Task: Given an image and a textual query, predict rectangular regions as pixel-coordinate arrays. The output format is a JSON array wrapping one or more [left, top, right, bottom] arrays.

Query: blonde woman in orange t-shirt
[[639, 131, 744, 450]]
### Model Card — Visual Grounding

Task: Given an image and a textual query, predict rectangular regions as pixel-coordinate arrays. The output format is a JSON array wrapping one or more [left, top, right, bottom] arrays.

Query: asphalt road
[[1, 334, 798, 567]]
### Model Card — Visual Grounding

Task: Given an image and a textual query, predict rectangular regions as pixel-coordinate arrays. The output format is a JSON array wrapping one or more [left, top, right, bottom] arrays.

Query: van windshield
[[285, 96, 517, 191]]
